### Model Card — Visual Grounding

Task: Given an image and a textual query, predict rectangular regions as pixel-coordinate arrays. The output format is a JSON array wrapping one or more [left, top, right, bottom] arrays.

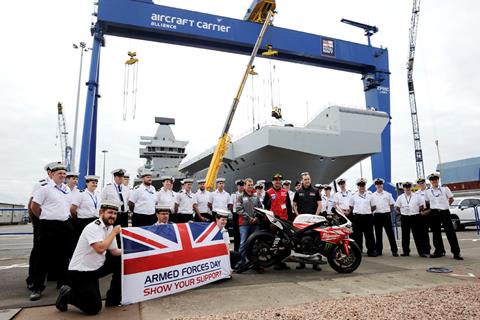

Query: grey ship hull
[[179, 106, 389, 190]]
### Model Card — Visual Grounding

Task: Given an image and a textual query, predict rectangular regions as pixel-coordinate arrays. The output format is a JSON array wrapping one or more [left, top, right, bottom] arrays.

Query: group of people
[[26, 162, 463, 314]]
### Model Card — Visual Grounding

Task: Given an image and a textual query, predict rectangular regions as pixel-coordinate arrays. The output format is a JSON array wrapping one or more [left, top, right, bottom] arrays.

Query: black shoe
[[312, 265, 322, 271], [392, 252, 399, 257], [296, 263, 306, 270], [105, 300, 121, 308], [400, 253, 409, 257], [430, 253, 443, 258], [419, 253, 428, 258], [453, 254, 464, 260], [29, 290, 41, 301], [376, 252, 383, 256], [55, 285, 71, 312], [253, 266, 265, 274], [367, 252, 377, 257]]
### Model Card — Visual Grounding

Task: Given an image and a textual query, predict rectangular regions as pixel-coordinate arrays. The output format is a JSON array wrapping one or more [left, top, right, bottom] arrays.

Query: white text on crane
[[151, 13, 232, 33]]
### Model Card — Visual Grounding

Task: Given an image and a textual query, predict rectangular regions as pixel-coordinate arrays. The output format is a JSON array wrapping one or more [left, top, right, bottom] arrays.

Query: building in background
[[438, 156, 480, 194]]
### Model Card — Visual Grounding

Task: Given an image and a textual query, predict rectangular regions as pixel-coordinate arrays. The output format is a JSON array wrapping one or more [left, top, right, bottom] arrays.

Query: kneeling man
[[56, 201, 122, 315]]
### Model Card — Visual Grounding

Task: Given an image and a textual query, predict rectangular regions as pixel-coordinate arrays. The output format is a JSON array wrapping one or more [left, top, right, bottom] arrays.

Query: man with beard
[[129, 171, 156, 226], [56, 201, 122, 315], [293, 172, 322, 270], [263, 173, 292, 270]]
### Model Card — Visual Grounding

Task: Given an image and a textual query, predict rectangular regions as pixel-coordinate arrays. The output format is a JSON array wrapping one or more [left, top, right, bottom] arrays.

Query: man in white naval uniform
[[26, 161, 60, 290], [129, 171, 156, 226], [349, 178, 377, 257], [334, 178, 352, 218], [101, 168, 130, 228], [195, 179, 211, 221], [156, 176, 177, 219], [371, 178, 398, 257], [29, 163, 74, 300], [71, 175, 101, 243], [208, 178, 232, 219], [55, 201, 122, 315]]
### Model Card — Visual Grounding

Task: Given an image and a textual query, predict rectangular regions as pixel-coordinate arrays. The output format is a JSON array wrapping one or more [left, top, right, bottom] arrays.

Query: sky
[[1, 0, 479, 205]]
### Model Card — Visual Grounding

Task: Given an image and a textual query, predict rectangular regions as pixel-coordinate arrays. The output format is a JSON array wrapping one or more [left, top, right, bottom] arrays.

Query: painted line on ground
[[0, 263, 29, 270]]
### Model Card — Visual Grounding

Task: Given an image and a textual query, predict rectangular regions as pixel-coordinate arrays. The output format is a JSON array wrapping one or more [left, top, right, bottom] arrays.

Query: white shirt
[[322, 194, 335, 213], [288, 190, 295, 208], [195, 190, 210, 213], [175, 191, 197, 214], [209, 190, 232, 212], [130, 184, 156, 215], [395, 193, 425, 216], [349, 191, 375, 215], [415, 189, 427, 202], [334, 190, 352, 210], [69, 219, 117, 271], [32, 182, 71, 221], [72, 189, 100, 219], [156, 188, 176, 212], [425, 186, 453, 210], [102, 183, 130, 212], [230, 191, 243, 211], [372, 191, 395, 213], [31, 176, 51, 197]]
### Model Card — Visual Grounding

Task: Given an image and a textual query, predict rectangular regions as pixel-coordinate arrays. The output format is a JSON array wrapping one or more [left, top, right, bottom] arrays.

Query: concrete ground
[[1, 224, 479, 319]]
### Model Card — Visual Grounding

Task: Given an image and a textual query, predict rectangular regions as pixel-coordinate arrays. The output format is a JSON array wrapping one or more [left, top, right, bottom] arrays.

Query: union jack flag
[[121, 222, 228, 275]]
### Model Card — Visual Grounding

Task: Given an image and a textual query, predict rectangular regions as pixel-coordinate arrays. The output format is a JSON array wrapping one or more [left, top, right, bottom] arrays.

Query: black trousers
[[374, 212, 398, 254], [131, 213, 156, 227], [232, 212, 240, 252], [176, 214, 194, 223], [429, 209, 460, 255], [67, 254, 121, 315], [420, 214, 431, 254], [197, 212, 213, 222], [401, 214, 427, 255], [230, 250, 241, 269], [32, 219, 74, 291], [26, 214, 40, 285], [73, 217, 97, 246], [115, 212, 129, 228], [352, 214, 376, 254]]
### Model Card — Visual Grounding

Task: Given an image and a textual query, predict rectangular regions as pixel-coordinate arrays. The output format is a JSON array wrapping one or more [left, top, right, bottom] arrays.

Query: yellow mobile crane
[[204, 4, 276, 191]]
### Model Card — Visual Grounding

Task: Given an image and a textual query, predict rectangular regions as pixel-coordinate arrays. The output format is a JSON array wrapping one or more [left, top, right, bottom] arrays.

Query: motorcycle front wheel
[[327, 241, 362, 273], [245, 233, 277, 268]]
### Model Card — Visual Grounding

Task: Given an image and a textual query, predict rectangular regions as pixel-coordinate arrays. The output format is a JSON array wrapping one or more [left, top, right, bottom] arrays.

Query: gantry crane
[[57, 102, 72, 171], [204, 1, 276, 190], [407, 0, 425, 179]]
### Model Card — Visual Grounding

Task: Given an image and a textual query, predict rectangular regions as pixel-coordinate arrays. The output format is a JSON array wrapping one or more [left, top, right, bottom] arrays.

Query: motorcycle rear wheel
[[245, 233, 277, 268], [327, 241, 362, 273]]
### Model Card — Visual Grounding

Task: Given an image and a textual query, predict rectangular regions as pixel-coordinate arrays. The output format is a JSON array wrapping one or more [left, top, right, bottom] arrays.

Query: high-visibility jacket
[[265, 187, 289, 220]]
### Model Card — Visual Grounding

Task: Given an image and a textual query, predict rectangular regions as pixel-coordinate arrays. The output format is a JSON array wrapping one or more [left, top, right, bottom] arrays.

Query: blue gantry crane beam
[[78, 0, 392, 193]]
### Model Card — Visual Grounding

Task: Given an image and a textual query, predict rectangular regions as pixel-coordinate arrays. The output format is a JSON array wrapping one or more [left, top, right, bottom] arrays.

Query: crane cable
[[123, 51, 139, 120]]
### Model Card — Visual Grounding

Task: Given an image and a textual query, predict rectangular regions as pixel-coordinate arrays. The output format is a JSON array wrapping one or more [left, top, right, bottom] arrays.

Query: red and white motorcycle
[[244, 208, 362, 273]]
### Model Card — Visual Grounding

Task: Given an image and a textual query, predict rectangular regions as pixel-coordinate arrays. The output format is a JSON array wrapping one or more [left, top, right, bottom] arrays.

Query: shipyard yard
[[1, 224, 479, 319], [1, 0, 480, 319]]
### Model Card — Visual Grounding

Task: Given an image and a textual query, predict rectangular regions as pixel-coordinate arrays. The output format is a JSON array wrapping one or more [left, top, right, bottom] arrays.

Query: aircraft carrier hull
[[179, 106, 389, 190]]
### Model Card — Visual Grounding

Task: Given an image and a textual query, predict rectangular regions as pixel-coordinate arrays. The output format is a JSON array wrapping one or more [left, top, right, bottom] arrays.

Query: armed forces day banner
[[121, 222, 231, 304]]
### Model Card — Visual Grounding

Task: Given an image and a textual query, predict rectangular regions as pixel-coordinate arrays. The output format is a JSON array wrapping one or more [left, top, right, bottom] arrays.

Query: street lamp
[[71, 42, 90, 172], [101, 149, 108, 189]]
